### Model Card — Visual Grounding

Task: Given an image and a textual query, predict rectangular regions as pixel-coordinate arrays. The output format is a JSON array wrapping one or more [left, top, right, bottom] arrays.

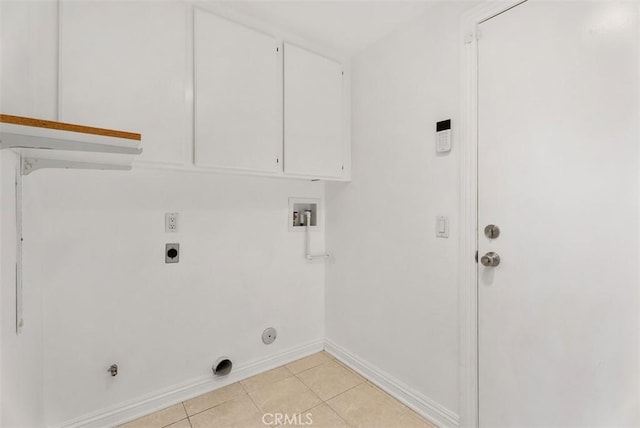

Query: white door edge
[[458, 2, 527, 427]]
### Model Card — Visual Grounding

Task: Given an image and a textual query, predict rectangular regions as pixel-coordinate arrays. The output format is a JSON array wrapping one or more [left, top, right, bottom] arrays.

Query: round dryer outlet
[[262, 327, 277, 345]]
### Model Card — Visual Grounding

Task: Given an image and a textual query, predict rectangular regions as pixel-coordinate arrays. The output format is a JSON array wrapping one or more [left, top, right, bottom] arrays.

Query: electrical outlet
[[165, 212, 179, 233]]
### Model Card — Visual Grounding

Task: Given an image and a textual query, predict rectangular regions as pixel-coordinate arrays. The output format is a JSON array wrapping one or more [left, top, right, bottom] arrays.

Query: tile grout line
[[291, 355, 366, 424], [290, 365, 324, 406], [183, 401, 237, 420], [359, 380, 437, 427], [180, 402, 193, 428], [380, 387, 438, 427], [289, 361, 357, 427], [239, 377, 271, 421], [288, 358, 332, 377], [318, 353, 361, 427], [246, 363, 325, 427], [240, 374, 291, 428], [155, 403, 190, 428], [184, 381, 275, 426], [285, 353, 332, 375], [307, 400, 354, 428], [323, 382, 370, 427], [292, 358, 366, 402], [322, 377, 367, 403], [185, 364, 299, 422], [237, 382, 270, 427], [182, 383, 247, 420]]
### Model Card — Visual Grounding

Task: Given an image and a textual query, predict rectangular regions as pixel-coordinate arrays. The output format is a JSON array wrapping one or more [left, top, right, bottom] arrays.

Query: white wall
[[0, 1, 58, 426], [325, 2, 476, 419], [1, 151, 45, 428], [0, 0, 58, 119], [0, 1, 327, 426], [30, 170, 325, 426]]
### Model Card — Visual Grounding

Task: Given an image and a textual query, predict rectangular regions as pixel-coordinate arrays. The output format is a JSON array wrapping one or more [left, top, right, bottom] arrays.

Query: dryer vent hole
[[212, 358, 232, 376]]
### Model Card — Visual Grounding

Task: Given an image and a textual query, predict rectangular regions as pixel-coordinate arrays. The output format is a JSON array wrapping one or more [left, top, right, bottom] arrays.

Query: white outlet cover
[[436, 216, 449, 238], [165, 212, 179, 233]]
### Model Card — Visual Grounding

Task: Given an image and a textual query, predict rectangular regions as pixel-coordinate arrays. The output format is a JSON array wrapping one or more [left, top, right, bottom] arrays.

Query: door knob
[[480, 252, 500, 267], [484, 224, 500, 239]]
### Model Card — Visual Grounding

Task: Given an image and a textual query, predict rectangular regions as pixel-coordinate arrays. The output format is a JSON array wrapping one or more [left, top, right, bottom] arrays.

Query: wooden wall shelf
[[0, 114, 141, 141], [0, 113, 142, 175]]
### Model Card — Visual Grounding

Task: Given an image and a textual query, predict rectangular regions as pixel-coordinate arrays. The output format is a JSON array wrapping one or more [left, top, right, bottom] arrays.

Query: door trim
[[458, 2, 527, 427]]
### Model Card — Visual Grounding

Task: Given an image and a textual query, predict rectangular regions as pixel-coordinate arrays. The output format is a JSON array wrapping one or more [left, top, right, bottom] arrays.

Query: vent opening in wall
[[262, 327, 277, 344], [289, 198, 321, 231], [212, 357, 233, 376]]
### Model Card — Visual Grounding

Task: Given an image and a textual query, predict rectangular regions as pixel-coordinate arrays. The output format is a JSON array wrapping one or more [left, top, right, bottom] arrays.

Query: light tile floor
[[119, 352, 436, 428]]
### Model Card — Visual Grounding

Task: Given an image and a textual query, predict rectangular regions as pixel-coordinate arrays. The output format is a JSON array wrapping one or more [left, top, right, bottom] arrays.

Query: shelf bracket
[[0, 115, 142, 334], [1, 133, 142, 155], [15, 161, 23, 334], [21, 158, 132, 176]]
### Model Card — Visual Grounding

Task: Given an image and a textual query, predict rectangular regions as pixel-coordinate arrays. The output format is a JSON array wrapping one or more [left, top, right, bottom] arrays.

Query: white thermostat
[[436, 119, 452, 153]]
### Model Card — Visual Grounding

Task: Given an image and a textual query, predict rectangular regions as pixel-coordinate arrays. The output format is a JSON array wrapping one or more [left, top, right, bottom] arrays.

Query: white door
[[284, 43, 344, 178], [478, 1, 639, 426], [194, 9, 282, 173]]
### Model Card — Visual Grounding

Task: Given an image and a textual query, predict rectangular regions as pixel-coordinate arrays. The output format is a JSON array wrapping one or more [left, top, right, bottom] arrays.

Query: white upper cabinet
[[194, 9, 282, 173], [58, 3, 349, 180], [283, 43, 344, 179], [59, 1, 187, 165]]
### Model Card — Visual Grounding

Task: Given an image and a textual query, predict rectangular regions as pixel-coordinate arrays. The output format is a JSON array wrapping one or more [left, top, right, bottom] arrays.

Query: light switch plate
[[436, 216, 449, 238]]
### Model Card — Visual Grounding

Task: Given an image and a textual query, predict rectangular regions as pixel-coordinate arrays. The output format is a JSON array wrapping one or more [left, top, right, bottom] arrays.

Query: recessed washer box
[[288, 197, 321, 232]]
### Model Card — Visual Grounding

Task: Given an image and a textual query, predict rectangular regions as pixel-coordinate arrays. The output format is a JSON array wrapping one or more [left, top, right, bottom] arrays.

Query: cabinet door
[[194, 9, 281, 173], [59, 1, 187, 165], [284, 43, 344, 178]]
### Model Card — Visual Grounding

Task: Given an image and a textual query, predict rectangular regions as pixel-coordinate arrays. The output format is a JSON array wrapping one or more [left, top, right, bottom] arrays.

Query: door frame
[[458, 2, 527, 427]]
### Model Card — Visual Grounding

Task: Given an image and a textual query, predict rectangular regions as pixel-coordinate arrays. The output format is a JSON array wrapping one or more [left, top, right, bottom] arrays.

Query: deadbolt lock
[[480, 252, 501, 267], [484, 224, 500, 239]]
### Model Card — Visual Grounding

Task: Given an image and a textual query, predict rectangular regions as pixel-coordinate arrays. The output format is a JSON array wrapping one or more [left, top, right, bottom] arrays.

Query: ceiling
[[216, 1, 437, 56]]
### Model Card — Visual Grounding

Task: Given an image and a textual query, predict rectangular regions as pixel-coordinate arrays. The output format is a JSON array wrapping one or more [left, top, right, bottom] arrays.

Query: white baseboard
[[53, 340, 324, 428], [324, 339, 459, 428]]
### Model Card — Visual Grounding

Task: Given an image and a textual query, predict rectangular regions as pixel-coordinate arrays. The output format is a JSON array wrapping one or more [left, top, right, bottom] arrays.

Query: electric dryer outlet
[[165, 243, 180, 263]]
